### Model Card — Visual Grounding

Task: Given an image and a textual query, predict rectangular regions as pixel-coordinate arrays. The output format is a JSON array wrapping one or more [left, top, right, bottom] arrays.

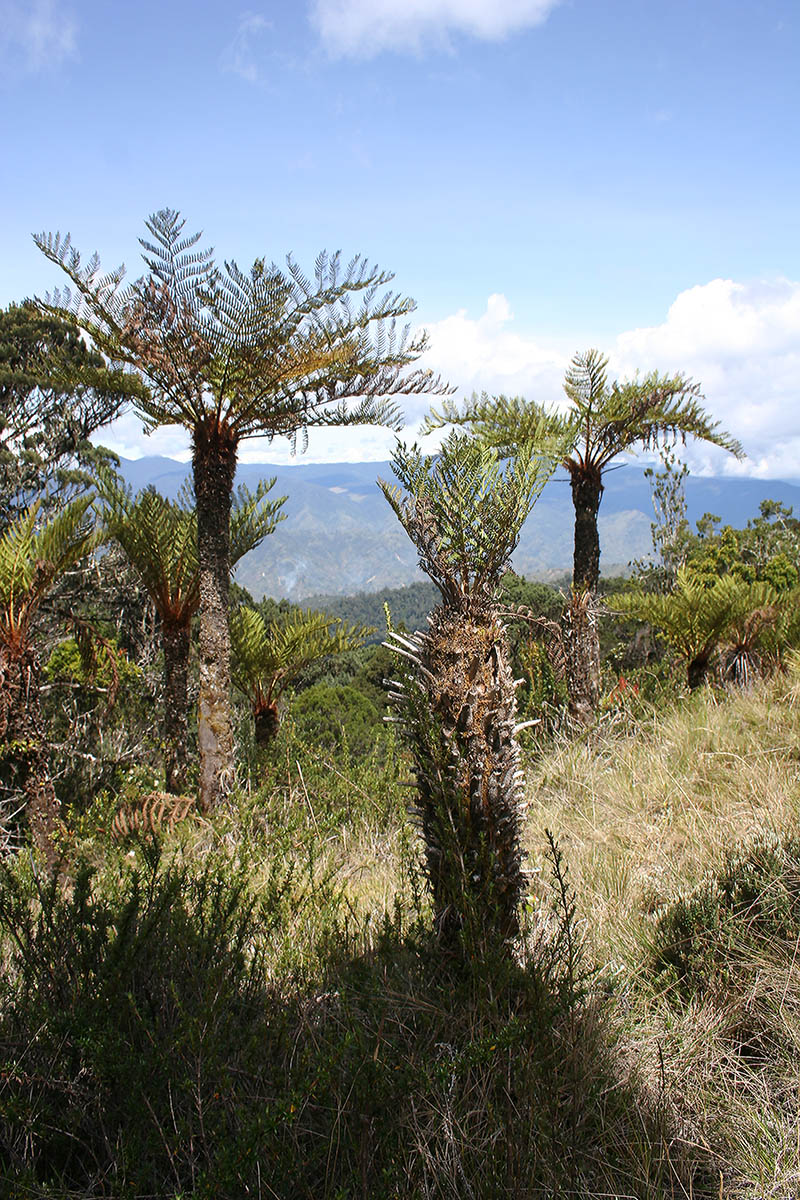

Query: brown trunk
[[687, 654, 710, 690], [565, 466, 604, 722], [562, 588, 601, 726], [570, 467, 603, 593], [253, 699, 280, 747], [389, 605, 526, 947], [0, 643, 61, 871], [192, 417, 237, 811], [162, 618, 191, 794]]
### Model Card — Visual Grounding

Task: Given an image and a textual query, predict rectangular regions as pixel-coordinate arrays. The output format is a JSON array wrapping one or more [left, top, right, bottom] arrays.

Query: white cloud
[[611, 278, 800, 479], [309, 0, 562, 57], [416, 292, 567, 416], [417, 279, 800, 480], [0, 0, 76, 71], [222, 12, 272, 83]]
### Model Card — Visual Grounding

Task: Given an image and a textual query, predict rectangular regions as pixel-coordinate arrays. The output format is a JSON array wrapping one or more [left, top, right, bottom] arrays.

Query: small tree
[[425, 349, 741, 721], [95, 472, 286, 792], [230, 606, 370, 748], [0, 497, 95, 866], [0, 302, 144, 523], [35, 210, 448, 809], [380, 429, 560, 947]]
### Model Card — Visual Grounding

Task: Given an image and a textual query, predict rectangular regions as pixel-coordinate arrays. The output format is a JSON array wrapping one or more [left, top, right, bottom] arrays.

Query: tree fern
[[382, 431, 562, 948], [424, 349, 741, 721], [615, 570, 784, 689], [95, 468, 286, 791], [0, 496, 95, 867], [230, 605, 370, 745], [35, 208, 450, 808]]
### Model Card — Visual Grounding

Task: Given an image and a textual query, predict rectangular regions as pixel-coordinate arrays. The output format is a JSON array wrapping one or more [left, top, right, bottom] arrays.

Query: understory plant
[[615, 569, 786, 689], [231, 604, 370, 748], [0, 496, 95, 866]]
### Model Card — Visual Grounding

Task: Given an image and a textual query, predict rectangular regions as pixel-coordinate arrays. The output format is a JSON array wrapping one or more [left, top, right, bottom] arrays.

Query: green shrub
[[0, 829, 700, 1198], [290, 682, 382, 759], [649, 830, 800, 995]]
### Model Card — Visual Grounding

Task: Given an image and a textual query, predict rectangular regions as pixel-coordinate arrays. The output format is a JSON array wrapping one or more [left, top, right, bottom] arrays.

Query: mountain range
[[117, 455, 800, 601]]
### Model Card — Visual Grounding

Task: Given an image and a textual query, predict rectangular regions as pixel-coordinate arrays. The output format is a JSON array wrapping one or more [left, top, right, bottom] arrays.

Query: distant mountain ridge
[[116, 455, 800, 601]]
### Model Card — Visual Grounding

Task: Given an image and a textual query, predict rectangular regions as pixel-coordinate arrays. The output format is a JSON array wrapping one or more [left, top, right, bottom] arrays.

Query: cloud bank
[[0, 0, 76, 72], [418, 278, 800, 480], [310, 0, 562, 57]]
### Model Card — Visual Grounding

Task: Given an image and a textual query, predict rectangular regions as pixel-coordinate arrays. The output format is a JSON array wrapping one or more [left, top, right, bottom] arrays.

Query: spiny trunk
[[0, 643, 61, 871], [566, 466, 603, 723], [193, 417, 237, 811], [388, 604, 526, 948], [562, 588, 601, 725], [162, 618, 191, 794]]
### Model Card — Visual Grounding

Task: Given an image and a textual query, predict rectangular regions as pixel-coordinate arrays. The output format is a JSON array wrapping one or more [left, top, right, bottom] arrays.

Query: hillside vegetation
[[3, 675, 799, 1196]]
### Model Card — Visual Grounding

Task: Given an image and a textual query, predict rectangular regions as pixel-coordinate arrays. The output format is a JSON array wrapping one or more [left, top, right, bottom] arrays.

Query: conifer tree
[[34, 209, 448, 809], [0, 302, 144, 523]]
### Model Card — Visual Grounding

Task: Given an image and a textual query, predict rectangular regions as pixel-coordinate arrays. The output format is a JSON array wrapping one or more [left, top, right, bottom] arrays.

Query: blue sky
[[1, 0, 798, 475]]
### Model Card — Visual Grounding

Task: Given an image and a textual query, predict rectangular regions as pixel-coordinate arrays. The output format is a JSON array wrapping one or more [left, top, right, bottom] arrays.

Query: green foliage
[[45, 633, 140, 691], [614, 568, 786, 687], [290, 682, 383, 758], [380, 430, 561, 607], [95, 468, 286, 624], [649, 831, 800, 998], [303, 580, 440, 643], [231, 605, 371, 712], [0, 302, 145, 521], [35, 210, 448, 446], [0, 496, 96, 646], [425, 349, 740, 477], [0, 823, 688, 1199]]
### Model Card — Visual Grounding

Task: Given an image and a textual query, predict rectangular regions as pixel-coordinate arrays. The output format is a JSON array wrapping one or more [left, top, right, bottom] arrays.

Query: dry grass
[[524, 675, 800, 965], [519, 673, 800, 1198]]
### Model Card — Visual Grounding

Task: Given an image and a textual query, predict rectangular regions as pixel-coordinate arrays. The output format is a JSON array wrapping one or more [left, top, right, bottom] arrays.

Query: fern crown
[[34, 209, 452, 447]]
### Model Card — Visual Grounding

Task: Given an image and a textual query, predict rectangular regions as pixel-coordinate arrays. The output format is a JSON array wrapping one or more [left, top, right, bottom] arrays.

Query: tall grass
[[524, 673, 800, 1197]]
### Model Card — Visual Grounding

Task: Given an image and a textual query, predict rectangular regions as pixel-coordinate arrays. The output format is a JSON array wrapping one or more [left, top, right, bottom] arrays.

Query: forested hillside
[[118, 453, 800, 599]]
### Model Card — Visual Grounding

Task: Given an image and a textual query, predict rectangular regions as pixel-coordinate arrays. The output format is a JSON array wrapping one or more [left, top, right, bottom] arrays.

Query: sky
[[1, 0, 798, 477]]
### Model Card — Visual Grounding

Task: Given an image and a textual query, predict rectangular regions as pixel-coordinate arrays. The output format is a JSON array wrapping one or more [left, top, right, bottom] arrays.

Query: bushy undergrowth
[[3, 675, 800, 1196], [0, 828, 698, 1199], [650, 830, 800, 995], [526, 672, 800, 1198]]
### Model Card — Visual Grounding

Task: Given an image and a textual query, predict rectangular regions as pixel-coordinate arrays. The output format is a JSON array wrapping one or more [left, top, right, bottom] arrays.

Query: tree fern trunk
[[390, 604, 526, 947], [193, 417, 237, 811], [687, 653, 711, 690], [566, 467, 603, 722], [563, 588, 601, 725], [162, 618, 191, 794], [570, 470, 603, 593]]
